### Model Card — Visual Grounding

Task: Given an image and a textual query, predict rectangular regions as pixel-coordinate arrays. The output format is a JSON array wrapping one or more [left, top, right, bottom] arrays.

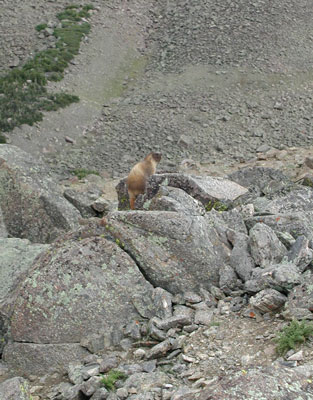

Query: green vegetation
[[101, 370, 126, 391], [275, 319, 313, 356], [72, 168, 100, 180], [35, 23, 47, 32], [205, 200, 229, 212], [0, 4, 94, 134]]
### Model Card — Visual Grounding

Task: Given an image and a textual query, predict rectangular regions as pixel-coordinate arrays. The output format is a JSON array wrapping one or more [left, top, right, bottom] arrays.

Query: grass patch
[[101, 370, 126, 391], [73, 168, 100, 180], [0, 4, 94, 134], [275, 319, 313, 356]]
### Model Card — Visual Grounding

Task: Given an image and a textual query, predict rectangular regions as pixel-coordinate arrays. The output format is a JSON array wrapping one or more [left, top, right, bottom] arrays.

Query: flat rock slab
[[116, 173, 248, 210], [0, 145, 80, 243], [106, 210, 231, 294]]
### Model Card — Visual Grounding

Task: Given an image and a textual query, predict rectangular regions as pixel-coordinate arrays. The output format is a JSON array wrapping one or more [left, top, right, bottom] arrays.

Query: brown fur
[[127, 152, 162, 210]]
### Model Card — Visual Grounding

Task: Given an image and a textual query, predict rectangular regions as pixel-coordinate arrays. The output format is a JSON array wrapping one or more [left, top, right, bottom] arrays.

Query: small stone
[[194, 310, 214, 325], [99, 356, 119, 373], [182, 354, 196, 363], [116, 387, 128, 399], [304, 157, 313, 169], [142, 360, 157, 373], [65, 136, 75, 144], [287, 350, 304, 361], [183, 292, 202, 304], [82, 364, 100, 380], [133, 348, 146, 359], [80, 376, 102, 397], [147, 339, 173, 360]]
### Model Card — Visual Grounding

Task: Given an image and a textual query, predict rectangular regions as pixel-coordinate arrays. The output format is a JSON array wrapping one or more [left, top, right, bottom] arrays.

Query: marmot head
[[146, 152, 162, 163]]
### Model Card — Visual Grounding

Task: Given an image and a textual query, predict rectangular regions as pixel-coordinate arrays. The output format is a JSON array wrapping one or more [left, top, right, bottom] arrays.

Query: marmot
[[127, 152, 162, 210]]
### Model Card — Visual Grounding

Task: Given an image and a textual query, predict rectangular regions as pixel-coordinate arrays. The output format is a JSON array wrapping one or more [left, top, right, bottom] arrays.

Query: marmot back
[[127, 152, 162, 210]]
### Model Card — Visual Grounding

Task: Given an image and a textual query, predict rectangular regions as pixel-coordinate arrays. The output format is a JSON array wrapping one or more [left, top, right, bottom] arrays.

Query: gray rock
[[0, 145, 80, 243], [228, 167, 295, 201], [287, 236, 313, 272], [152, 287, 173, 319], [92, 197, 112, 214], [228, 232, 255, 282], [4, 223, 155, 377], [219, 264, 242, 294], [183, 292, 202, 304], [124, 321, 141, 341], [146, 339, 173, 360], [250, 289, 287, 314], [116, 173, 248, 211], [246, 212, 313, 248], [82, 364, 100, 380], [0, 377, 31, 400], [80, 376, 102, 397], [262, 188, 313, 214], [148, 186, 205, 215], [68, 362, 84, 385], [154, 314, 193, 331], [80, 333, 105, 354], [249, 223, 287, 267], [9, 226, 154, 345], [90, 388, 109, 400], [0, 238, 48, 314], [283, 271, 313, 320], [2, 342, 88, 378], [64, 188, 101, 218], [99, 356, 119, 374], [141, 360, 157, 373], [123, 371, 169, 391], [181, 366, 313, 399], [194, 309, 214, 326], [116, 387, 128, 399], [244, 262, 301, 294], [148, 319, 167, 341], [106, 210, 231, 293], [0, 208, 8, 238]]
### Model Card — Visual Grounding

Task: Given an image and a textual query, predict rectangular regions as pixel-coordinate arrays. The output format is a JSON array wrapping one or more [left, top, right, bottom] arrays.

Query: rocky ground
[[2, 0, 313, 399]]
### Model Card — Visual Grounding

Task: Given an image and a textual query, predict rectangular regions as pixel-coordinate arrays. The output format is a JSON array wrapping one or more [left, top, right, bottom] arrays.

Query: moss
[[0, 4, 94, 134], [35, 23, 47, 32], [101, 370, 126, 391], [275, 319, 313, 355], [72, 168, 100, 180], [205, 200, 229, 212]]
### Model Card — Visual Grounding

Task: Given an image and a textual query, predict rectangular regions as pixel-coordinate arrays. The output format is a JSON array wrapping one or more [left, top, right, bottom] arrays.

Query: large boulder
[[3, 222, 155, 376], [105, 210, 232, 294], [116, 173, 248, 210], [0, 145, 80, 243], [0, 238, 49, 354]]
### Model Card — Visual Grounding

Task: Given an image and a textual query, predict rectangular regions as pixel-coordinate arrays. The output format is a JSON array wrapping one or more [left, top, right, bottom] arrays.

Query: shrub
[[275, 319, 313, 356], [101, 370, 126, 391]]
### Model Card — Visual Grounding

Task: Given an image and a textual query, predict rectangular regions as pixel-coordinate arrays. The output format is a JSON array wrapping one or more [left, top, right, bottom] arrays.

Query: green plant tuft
[[35, 23, 47, 32], [0, 4, 94, 134], [205, 200, 229, 212], [101, 370, 126, 391], [73, 168, 100, 180], [275, 319, 313, 356]]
